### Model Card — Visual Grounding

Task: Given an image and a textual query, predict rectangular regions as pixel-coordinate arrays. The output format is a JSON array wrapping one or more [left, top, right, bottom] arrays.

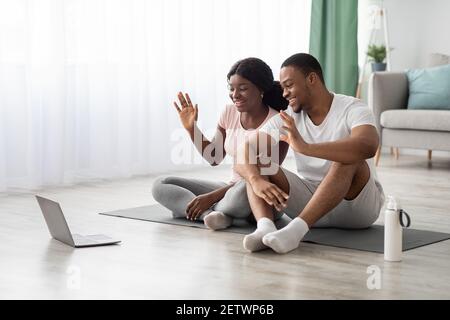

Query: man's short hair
[[281, 53, 325, 84]]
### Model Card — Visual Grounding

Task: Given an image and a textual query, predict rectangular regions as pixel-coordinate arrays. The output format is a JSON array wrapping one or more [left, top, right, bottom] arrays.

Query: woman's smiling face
[[228, 74, 263, 112]]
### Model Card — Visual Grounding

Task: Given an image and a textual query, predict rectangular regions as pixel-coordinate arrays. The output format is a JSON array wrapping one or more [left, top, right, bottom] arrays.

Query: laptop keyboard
[[74, 238, 96, 245], [85, 234, 113, 241], [73, 234, 113, 244]]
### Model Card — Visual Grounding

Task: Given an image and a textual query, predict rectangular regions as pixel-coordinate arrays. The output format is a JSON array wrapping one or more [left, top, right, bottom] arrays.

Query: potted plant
[[367, 44, 387, 72]]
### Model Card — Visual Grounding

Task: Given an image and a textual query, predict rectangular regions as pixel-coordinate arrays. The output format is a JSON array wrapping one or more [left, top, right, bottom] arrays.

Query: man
[[235, 53, 385, 254]]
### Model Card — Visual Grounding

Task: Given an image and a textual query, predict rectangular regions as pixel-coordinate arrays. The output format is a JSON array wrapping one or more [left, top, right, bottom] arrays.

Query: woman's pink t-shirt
[[218, 104, 279, 183]]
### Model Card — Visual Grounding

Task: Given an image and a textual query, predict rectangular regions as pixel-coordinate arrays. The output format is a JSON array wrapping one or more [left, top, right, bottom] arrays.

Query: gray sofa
[[368, 54, 450, 165]]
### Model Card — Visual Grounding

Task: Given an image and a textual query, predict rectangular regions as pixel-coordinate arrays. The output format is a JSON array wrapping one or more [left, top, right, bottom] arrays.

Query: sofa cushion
[[380, 109, 450, 132], [406, 64, 450, 110]]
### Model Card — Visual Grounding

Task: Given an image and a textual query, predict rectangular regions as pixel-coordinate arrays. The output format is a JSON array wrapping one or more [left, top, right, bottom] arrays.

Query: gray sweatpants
[[151, 176, 253, 226], [280, 167, 385, 229]]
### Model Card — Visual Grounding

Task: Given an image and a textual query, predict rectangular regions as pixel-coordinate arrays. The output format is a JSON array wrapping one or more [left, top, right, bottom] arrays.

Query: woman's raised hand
[[173, 92, 198, 131]]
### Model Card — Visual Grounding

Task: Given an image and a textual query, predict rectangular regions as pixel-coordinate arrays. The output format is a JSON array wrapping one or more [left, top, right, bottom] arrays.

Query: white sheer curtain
[[0, 0, 311, 192]]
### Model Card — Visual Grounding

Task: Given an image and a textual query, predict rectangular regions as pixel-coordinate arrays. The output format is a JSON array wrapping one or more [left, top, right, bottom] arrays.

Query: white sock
[[204, 211, 232, 230], [243, 217, 277, 252], [262, 217, 309, 254]]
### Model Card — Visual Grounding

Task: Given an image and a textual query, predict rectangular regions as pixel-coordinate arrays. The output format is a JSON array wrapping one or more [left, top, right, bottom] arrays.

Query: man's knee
[[331, 162, 370, 200], [258, 161, 281, 177], [328, 161, 365, 178], [245, 166, 289, 196], [325, 161, 370, 199]]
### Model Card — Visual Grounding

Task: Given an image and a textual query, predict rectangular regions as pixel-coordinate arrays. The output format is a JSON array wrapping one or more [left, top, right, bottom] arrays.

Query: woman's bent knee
[[151, 175, 172, 200]]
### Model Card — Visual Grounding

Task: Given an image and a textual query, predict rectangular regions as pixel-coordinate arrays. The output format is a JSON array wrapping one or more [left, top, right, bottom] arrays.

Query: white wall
[[359, 0, 450, 72], [384, 0, 450, 70]]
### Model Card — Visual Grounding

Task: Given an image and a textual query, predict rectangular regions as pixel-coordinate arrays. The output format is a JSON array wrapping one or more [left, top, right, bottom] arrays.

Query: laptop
[[36, 195, 121, 248]]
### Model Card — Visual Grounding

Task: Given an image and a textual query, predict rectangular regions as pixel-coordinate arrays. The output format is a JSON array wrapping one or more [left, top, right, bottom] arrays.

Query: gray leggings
[[151, 176, 253, 225]]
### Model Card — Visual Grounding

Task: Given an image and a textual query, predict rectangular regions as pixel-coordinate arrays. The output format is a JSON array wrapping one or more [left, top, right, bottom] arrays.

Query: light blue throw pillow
[[406, 64, 450, 110]]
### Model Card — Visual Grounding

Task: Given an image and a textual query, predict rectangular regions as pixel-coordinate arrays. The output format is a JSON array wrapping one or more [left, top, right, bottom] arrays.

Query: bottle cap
[[386, 195, 401, 210]]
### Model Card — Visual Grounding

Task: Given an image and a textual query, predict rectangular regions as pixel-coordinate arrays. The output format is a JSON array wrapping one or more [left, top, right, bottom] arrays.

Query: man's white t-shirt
[[259, 93, 382, 190]]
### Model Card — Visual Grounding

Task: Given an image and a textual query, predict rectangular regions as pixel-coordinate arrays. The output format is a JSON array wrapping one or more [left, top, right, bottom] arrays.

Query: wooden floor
[[1, 153, 450, 299]]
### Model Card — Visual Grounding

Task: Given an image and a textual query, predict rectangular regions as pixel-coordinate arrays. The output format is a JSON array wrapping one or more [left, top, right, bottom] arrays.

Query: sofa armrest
[[368, 72, 409, 135]]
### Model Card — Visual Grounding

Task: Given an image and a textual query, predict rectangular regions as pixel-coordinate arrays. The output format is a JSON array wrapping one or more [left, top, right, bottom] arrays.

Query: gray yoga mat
[[99, 204, 450, 253]]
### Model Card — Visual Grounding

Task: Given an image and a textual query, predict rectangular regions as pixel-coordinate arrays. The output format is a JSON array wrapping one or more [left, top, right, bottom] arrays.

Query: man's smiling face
[[280, 66, 311, 113]]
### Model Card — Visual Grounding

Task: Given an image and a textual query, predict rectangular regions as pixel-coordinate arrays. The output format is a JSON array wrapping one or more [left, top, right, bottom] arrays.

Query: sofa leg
[[394, 147, 399, 160], [428, 150, 432, 161], [375, 146, 381, 166]]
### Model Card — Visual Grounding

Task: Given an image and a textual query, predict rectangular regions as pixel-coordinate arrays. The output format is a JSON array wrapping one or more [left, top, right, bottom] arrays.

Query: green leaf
[[366, 44, 386, 63]]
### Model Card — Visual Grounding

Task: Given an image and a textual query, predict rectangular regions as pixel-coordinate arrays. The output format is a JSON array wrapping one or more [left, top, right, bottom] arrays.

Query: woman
[[151, 57, 289, 230]]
